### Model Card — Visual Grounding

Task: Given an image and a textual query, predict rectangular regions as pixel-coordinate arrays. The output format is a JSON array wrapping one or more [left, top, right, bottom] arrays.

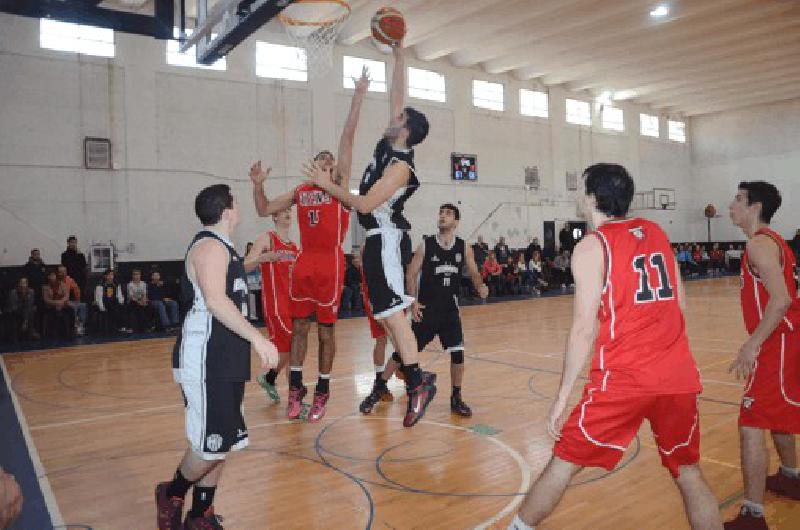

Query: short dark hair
[[439, 203, 460, 220], [103, 268, 114, 276], [195, 184, 233, 226], [404, 107, 429, 148], [738, 181, 781, 223], [67, 235, 77, 242], [583, 163, 635, 217], [132, 268, 141, 274], [314, 150, 334, 161]]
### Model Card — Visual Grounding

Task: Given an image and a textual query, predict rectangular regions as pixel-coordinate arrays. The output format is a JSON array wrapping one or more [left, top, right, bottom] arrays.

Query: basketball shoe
[[766, 469, 800, 500], [256, 373, 280, 404], [155, 482, 184, 530], [403, 372, 437, 428], [450, 395, 472, 417], [724, 506, 769, 530], [183, 506, 224, 529], [359, 381, 391, 414], [287, 386, 307, 419], [307, 392, 330, 423]]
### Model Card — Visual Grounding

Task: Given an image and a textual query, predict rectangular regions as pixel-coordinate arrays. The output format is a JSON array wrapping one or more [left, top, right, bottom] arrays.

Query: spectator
[[95, 269, 129, 333], [503, 256, 521, 295], [42, 269, 75, 338], [494, 236, 510, 264], [57, 265, 87, 336], [61, 236, 87, 301], [21, 249, 46, 302], [148, 271, 179, 331], [126, 269, 151, 332], [525, 237, 542, 264], [677, 244, 699, 276], [559, 226, 575, 253], [340, 254, 363, 313], [481, 251, 503, 296], [692, 244, 709, 276], [528, 250, 548, 293], [516, 252, 533, 293], [709, 243, 725, 275], [552, 249, 574, 289], [791, 229, 800, 262], [725, 244, 743, 273], [472, 235, 489, 269], [5, 277, 39, 340], [244, 242, 263, 322]]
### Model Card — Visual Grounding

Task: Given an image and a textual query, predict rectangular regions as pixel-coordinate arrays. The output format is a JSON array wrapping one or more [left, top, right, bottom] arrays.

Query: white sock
[[742, 500, 764, 517], [780, 464, 800, 478], [375, 364, 384, 373], [507, 514, 535, 530]]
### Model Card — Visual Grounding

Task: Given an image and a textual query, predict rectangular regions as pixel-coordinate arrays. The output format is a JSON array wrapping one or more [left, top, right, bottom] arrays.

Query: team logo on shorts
[[206, 433, 224, 452], [742, 396, 755, 409]]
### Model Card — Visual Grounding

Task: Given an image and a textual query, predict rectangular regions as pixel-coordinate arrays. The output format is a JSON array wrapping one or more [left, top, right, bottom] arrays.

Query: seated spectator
[[127, 269, 151, 332], [61, 236, 87, 301], [552, 249, 574, 289], [95, 269, 129, 333], [57, 265, 86, 336], [22, 249, 47, 304], [677, 244, 699, 276], [725, 244, 743, 273], [709, 243, 725, 275], [5, 277, 39, 340], [481, 251, 503, 296], [148, 271, 179, 331], [525, 237, 542, 265], [340, 254, 363, 313], [503, 256, 521, 295], [527, 250, 548, 294], [42, 270, 75, 339], [692, 244, 709, 276], [472, 235, 489, 270], [494, 237, 510, 264], [516, 253, 533, 293]]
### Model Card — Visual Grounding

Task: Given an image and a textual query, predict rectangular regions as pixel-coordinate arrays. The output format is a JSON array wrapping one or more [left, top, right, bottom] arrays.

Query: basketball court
[[2, 0, 800, 529]]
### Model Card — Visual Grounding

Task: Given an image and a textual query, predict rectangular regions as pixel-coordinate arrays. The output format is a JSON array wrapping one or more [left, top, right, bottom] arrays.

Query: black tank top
[[417, 235, 465, 313], [358, 137, 418, 231], [172, 230, 251, 382]]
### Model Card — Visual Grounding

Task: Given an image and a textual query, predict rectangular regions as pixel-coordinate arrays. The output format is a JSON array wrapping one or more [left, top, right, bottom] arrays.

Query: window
[[343, 56, 386, 92], [472, 80, 504, 111], [668, 120, 686, 142], [520, 89, 548, 118], [565, 99, 591, 126], [40, 18, 114, 57], [640, 113, 660, 137], [601, 105, 624, 131], [408, 67, 446, 102], [256, 41, 306, 81], [167, 28, 226, 70]]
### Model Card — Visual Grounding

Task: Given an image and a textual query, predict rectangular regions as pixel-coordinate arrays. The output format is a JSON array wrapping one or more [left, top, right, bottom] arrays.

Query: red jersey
[[740, 227, 800, 336], [294, 184, 349, 251], [591, 218, 701, 394], [259, 231, 298, 320]]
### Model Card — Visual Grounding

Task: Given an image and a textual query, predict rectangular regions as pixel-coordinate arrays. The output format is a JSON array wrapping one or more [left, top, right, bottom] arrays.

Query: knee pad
[[450, 348, 464, 365], [391, 351, 402, 363]]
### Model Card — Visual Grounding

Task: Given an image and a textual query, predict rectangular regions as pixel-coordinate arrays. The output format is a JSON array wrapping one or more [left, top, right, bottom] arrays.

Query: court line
[[0, 356, 64, 527]]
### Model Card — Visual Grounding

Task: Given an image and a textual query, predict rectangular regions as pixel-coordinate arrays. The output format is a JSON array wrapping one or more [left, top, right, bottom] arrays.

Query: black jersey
[[358, 137, 419, 231], [172, 230, 251, 382], [417, 235, 465, 313]]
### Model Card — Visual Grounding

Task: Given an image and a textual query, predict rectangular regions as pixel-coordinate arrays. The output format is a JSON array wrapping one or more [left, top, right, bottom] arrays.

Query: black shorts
[[181, 379, 248, 460], [363, 229, 413, 319], [412, 310, 464, 353]]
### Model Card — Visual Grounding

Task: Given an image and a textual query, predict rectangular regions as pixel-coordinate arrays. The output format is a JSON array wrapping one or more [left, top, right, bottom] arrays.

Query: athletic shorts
[[363, 229, 413, 319], [739, 332, 800, 433], [290, 248, 345, 325], [412, 310, 464, 354], [554, 387, 700, 478], [181, 380, 248, 460]]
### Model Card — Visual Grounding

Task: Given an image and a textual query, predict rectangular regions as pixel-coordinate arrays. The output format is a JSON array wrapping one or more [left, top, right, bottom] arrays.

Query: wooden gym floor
[[2, 276, 800, 529]]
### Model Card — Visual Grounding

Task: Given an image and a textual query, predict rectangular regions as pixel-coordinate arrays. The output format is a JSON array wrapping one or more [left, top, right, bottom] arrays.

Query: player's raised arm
[[389, 45, 405, 126], [249, 161, 295, 217], [337, 66, 369, 191], [243, 231, 272, 272]]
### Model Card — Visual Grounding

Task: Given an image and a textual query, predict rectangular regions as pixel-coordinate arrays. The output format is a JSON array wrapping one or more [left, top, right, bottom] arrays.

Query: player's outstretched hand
[[253, 334, 279, 371], [302, 160, 332, 191], [410, 301, 425, 322], [353, 65, 370, 94], [249, 160, 271, 185], [477, 283, 489, 300], [546, 397, 568, 441], [0, 469, 23, 530], [256, 251, 295, 264], [729, 340, 759, 381]]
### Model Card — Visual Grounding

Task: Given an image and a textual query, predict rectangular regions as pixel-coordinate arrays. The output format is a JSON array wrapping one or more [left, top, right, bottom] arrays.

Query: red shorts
[[290, 249, 345, 325], [264, 311, 292, 353], [554, 386, 700, 478], [739, 332, 800, 433]]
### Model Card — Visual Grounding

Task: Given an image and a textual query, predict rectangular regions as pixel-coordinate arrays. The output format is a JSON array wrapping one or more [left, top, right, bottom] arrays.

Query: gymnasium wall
[[690, 98, 800, 243], [0, 14, 692, 265]]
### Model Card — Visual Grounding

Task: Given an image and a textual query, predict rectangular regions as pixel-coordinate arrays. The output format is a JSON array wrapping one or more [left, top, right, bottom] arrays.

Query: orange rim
[[278, 0, 351, 27]]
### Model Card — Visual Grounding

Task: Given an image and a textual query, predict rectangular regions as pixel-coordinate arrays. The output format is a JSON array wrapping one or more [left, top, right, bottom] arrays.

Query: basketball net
[[278, 0, 351, 72]]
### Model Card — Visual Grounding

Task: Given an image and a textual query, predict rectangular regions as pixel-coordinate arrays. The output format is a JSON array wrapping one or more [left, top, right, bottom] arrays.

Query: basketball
[[704, 203, 717, 218], [371, 7, 406, 46]]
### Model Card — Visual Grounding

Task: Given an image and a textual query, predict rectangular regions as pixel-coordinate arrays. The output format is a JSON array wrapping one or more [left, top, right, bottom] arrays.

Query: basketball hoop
[[278, 0, 351, 71]]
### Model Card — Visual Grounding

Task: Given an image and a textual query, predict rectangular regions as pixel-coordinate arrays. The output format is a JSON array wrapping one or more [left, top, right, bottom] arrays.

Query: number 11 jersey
[[590, 218, 701, 395]]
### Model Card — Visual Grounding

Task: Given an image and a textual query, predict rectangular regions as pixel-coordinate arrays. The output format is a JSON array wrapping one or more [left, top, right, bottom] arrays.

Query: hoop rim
[[278, 0, 351, 27]]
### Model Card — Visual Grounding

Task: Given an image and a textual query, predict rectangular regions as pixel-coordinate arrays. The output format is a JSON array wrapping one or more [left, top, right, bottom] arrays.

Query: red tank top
[[740, 227, 800, 336], [591, 218, 701, 394], [294, 184, 349, 251], [260, 231, 297, 318]]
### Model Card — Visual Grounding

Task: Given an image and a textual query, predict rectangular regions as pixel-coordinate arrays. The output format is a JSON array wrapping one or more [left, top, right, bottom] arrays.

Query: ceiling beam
[[653, 76, 800, 110], [683, 91, 800, 116]]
